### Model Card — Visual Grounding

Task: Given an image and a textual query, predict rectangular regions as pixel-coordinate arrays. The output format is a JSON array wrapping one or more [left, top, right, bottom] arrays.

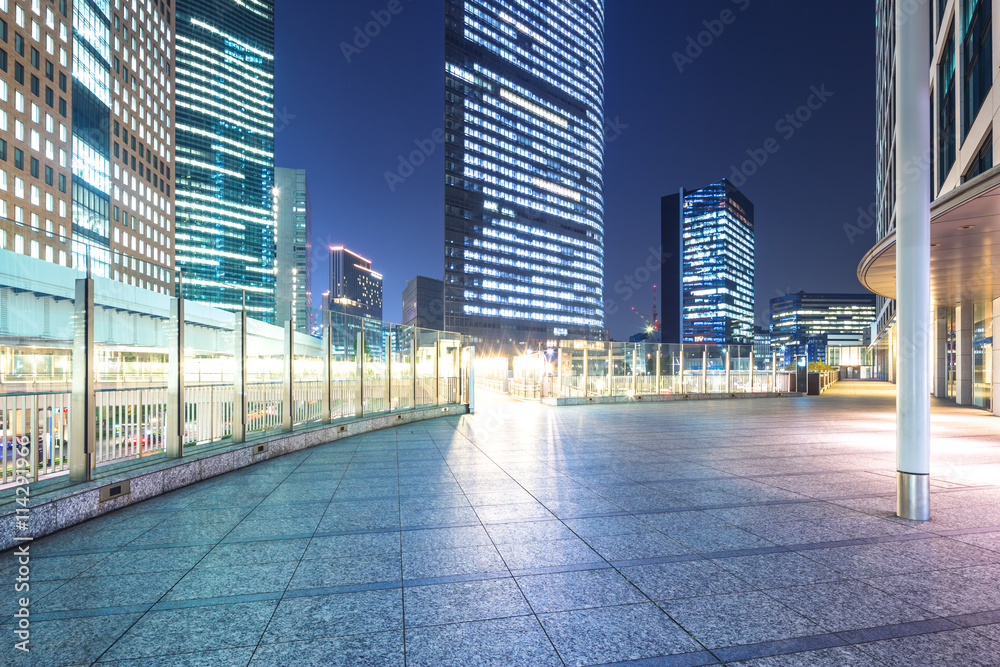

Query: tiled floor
[[6, 380, 1000, 666]]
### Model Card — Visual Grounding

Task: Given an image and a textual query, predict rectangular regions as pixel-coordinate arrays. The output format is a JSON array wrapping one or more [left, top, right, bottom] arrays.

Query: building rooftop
[[7, 382, 1000, 665]]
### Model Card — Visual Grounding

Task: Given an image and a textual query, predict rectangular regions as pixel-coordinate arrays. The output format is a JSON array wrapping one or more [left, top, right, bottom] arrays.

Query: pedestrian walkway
[[5, 381, 1000, 666]]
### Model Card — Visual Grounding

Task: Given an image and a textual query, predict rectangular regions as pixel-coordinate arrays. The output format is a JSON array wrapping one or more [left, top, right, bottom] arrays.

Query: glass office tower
[[72, 0, 113, 277], [443, 0, 606, 351], [274, 168, 312, 332], [173, 0, 276, 320], [662, 179, 755, 345], [770, 292, 877, 364]]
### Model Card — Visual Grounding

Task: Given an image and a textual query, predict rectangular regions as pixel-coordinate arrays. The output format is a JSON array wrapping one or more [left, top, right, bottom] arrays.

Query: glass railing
[[481, 341, 794, 400], [0, 251, 473, 487]]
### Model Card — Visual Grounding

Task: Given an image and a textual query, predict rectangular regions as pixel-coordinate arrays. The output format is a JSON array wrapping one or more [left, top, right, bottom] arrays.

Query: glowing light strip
[[500, 89, 567, 128]]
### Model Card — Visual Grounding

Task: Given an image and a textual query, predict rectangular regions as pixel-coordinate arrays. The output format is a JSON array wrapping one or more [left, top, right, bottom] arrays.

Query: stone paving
[[4, 380, 1000, 666]]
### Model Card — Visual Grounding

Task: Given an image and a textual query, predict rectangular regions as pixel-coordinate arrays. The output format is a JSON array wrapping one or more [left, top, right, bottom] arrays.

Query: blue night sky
[[274, 1, 876, 340]]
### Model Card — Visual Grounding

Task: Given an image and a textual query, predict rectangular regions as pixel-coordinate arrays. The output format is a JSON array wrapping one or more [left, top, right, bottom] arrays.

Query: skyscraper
[[443, 0, 606, 350], [661, 179, 755, 345], [770, 292, 877, 364], [0, 0, 176, 294], [402, 276, 444, 331], [274, 168, 311, 331], [329, 246, 382, 321], [173, 0, 275, 319]]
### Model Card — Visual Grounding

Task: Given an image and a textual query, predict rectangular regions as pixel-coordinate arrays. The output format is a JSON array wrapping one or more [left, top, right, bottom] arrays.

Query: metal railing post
[[556, 347, 563, 397], [434, 332, 441, 406], [411, 329, 418, 409], [70, 272, 95, 481], [632, 347, 639, 395], [725, 346, 731, 393], [701, 346, 708, 394], [467, 346, 476, 413], [655, 344, 662, 394], [166, 286, 185, 459], [387, 330, 393, 412], [322, 313, 332, 424], [30, 394, 38, 482], [583, 347, 589, 398], [232, 294, 248, 443], [282, 321, 294, 432], [749, 350, 755, 393], [356, 331, 364, 418], [607, 345, 613, 396], [679, 343, 685, 393], [772, 352, 778, 392]]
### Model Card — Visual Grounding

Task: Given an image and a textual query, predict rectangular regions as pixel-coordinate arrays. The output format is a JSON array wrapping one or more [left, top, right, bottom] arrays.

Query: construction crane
[[630, 285, 661, 340]]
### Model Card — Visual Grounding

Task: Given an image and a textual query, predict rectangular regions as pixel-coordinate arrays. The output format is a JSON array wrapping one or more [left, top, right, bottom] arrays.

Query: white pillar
[[993, 300, 1000, 417], [956, 301, 974, 405], [894, 0, 931, 521]]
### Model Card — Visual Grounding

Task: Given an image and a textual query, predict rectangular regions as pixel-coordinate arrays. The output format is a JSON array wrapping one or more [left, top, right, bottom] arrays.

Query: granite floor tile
[[302, 531, 400, 560], [855, 627, 1000, 666], [660, 591, 827, 649], [765, 580, 937, 632], [404, 616, 562, 667], [95, 647, 256, 666], [199, 537, 310, 568], [715, 551, 845, 589], [402, 544, 507, 580], [401, 525, 493, 552], [562, 514, 653, 537], [863, 568, 1000, 616], [103, 601, 276, 660], [496, 537, 604, 571], [484, 520, 577, 544], [163, 561, 298, 601], [250, 630, 404, 667], [288, 553, 402, 590], [403, 577, 530, 626], [37, 569, 188, 612], [670, 526, 776, 553], [620, 559, 755, 601], [725, 645, 884, 666], [86, 545, 212, 576], [587, 531, 692, 561], [539, 602, 703, 665], [516, 567, 646, 613], [262, 588, 402, 642], [2, 612, 141, 667]]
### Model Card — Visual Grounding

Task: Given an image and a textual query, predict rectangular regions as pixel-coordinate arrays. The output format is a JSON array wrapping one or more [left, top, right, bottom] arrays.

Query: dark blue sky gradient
[[274, 1, 876, 340]]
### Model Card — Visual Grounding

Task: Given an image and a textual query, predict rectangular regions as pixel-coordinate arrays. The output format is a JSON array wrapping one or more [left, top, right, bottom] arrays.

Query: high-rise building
[[173, 0, 276, 319], [661, 179, 755, 345], [859, 0, 999, 412], [402, 276, 444, 331], [0, 0, 176, 294], [770, 292, 877, 365], [443, 0, 606, 351], [329, 245, 382, 321], [274, 167, 311, 331]]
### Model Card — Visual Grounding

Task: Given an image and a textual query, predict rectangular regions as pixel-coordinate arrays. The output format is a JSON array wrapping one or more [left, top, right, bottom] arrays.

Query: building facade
[[0, 0, 176, 294], [402, 275, 444, 331], [274, 167, 311, 331], [442, 0, 606, 352], [329, 245, 382, 321], [770, 292, 877, 365], [860, 0, 999, 412], [173, 0, 275, 319], [661, 179, 755, 345]]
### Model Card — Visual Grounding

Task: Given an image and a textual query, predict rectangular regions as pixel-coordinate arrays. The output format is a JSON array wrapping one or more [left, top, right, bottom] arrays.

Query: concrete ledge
[[0, 404, 466, 552], [541, 392, 805, 406]]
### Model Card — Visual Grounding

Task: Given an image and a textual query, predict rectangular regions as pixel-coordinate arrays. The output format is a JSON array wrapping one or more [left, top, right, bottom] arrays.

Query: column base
[[897, 471, 930, 521]]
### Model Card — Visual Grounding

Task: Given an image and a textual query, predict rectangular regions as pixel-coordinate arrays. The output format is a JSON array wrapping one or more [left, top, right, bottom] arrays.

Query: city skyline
[[275, 1, 875, 339]]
